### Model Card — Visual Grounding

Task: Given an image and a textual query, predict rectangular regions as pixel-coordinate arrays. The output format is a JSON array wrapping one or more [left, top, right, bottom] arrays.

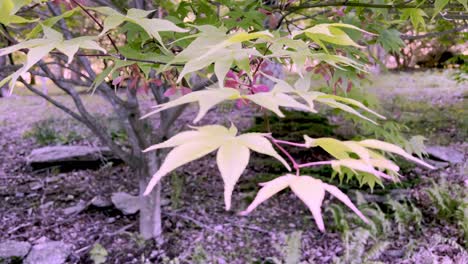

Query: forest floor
[[0, 70, 467, 263]]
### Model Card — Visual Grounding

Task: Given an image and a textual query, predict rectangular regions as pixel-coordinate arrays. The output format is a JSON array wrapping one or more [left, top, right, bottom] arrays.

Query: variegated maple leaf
[[0, 26, 105, 90], [93, 7, 188, 48], [169, 25, 272, 84], [0, 0, 42, 25], [143, 124, 291, 210], [263, 73, 385, 124], [240, 174, 369, 231], [303, 136, 435, 182], [292, 23, 375, 50], [141, 85, 310, 123]]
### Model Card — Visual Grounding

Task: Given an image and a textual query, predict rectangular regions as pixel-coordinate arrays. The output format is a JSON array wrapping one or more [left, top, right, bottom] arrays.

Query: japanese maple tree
[[1, 0, 464, 239]]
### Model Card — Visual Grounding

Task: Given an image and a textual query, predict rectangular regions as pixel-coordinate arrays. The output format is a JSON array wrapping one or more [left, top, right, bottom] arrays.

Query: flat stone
[[111, 192, 140, 215], [63, 200, 88, 215], [428, 160, 450, 169], [426, 146, 464, 164], [26, 146, 122, 171], [29, 182, 44, 191], [24, 241, 72, 264], [91, 195, 112, 208], [0, 240, 31, 258]]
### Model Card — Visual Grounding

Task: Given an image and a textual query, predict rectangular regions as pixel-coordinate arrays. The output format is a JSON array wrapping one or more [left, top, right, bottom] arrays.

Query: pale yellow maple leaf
[[240, 174, 369, 231]]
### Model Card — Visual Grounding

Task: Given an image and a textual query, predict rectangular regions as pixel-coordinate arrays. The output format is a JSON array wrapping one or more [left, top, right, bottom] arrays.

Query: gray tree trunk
[[0, 56, 7, 97], [138, 152, 162, 239]]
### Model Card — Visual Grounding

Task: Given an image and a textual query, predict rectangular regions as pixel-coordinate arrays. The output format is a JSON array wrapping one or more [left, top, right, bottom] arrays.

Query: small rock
[[15, 192, 25, 198], [63, 200, 88, 215], [33, 236, 49, 244], [29, 182, 43, 191], [428, 160, 450, 169], [0, 240, 31, 258], [45, 176, 61, 183], [161, 198, 170, 206], [386, 249, 405, 258], [91, 195, 112, 208], [40, 201, 54, 210], [24, 241, 72, 264], [426, 146, 464, 164], [26, 146, 121, 171], [111, 192, 140, 215], [26, 193, 39, 198]]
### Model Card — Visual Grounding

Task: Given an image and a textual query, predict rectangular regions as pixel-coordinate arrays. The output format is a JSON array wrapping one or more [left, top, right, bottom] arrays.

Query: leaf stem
[[298, 161, 333, 168], [269, 137, 300, 175], [269, 136, 337, 174], [273, 139, 307, 148]]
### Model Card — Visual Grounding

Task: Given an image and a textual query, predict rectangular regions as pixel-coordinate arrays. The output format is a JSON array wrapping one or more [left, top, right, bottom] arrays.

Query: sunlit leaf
[[241, 174, 368, 231], [141, 87, 241, 123], [94, 7, 188, 48], [0, 26, 104, 91], [358, 139, 435, 169], [143, 124, 290, 210], [293, 23, 374, 48]]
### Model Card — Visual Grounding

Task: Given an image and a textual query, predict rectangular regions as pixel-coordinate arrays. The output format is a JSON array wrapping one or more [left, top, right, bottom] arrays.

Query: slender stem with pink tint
[[269, 136, 335, 176], [270, 138, 300, 176], [273, 139, 307, 148], [298, 161, 333, 168]]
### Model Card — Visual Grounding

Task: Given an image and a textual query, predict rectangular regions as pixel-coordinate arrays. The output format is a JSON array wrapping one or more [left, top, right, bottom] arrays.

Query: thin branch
[[1, 24, 18, 45], [401, 25, 468, 40], [1, 24, 17, 64], [69, 0, 121, 54], [289, 10, 331, 23], [19, 78, 86, 124], [29, 69, 89, 87], [288, 1, 443, 11], [277, 1, 463, 28], [37, 61, 134, 164], [440, 12, 468, 20], [163, 211, 220, 233]]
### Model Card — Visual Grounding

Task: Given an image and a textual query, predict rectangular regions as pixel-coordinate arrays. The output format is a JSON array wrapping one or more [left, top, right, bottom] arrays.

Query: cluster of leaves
[[0, 0, 440, 232]]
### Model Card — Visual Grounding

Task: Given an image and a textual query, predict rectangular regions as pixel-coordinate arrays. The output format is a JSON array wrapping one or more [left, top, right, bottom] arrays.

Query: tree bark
[[138, 152, 162, 240], [0, 56, 7, 97]]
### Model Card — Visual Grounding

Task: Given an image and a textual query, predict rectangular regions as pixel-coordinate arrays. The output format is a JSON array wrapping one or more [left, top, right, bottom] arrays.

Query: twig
[[69, 0, 120, 54], [108, 223, 136, 236], [277, 1, 463, 29], [224, 220, 273, 235], [19, 78, 87, 124], [163, 211, 219, 233], [7, 222, 36, 234], [401, 25, 468, 40]]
